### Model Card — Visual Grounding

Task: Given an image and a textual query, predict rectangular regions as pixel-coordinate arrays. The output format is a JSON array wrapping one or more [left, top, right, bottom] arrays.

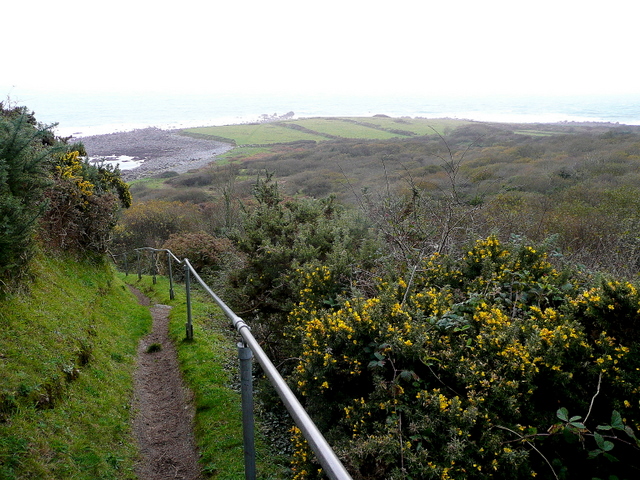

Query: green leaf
[[563, 426, 578, 443], [597, 424, 613, 431], [594, 432, 614, 452], [399, 370, 415, 381], [569, 421, 586, 430], [557, 407, 569, 422], [569, 415, 582, 422], [611, 410, 624, 430]]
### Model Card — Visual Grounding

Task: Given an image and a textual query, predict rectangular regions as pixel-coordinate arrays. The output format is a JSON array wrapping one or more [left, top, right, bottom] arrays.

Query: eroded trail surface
[[130, 287, 202, 480]]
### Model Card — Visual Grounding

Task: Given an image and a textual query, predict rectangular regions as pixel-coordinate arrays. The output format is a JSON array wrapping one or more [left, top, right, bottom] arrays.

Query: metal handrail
[[116, 248, 353, 480], [135, 247, 183, 265]]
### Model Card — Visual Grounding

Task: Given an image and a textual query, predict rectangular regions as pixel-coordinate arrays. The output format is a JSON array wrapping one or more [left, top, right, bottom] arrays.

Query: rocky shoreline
[[76, 127, 234, 180]]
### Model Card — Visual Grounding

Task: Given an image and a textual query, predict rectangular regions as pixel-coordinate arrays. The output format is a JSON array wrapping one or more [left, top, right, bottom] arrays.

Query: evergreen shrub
[[287, 236, 640, 480]]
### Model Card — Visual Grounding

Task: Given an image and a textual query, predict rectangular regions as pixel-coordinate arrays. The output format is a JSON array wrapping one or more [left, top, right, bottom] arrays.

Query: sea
[[7, 90, 640, 138]]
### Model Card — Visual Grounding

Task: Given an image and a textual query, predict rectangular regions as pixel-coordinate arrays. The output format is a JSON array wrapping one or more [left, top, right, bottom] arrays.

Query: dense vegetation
[[0, 102, 131, 287], [117, 117, 640, 479]]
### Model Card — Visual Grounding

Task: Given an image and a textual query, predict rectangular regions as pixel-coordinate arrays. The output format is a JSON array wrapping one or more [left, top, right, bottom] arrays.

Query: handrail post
[[124, 252, 129, 277], [137, 250, 142, 280], [184, 262, 193, 340], [167, 251, 175, 300], [152, 250, 157, 285], [238, 342, 256, 480]]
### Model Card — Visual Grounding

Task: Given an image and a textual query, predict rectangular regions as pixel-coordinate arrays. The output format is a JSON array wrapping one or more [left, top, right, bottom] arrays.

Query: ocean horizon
[[5, 90, 640, 137]]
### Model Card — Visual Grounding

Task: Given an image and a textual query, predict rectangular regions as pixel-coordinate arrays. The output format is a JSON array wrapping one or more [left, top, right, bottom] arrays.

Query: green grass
[[0, 252, 151, 479], [183, 116, 474, 146], [514, 129, 559, 136], [184, 123, 326, 145], [284, 118, 401, 139], [122, 273, 289, 479], [0, 251, 288, 479], [342, 116, 471, 136]]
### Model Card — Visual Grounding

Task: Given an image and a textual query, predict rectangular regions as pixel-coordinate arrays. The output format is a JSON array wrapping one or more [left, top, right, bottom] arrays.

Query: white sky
[[3, 0, 639, 98]]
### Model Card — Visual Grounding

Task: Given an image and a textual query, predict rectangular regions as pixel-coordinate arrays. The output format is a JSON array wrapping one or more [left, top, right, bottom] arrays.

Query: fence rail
[[113, 248, 353, 480]]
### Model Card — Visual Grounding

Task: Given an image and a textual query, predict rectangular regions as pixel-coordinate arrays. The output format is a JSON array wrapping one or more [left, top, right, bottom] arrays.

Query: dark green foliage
[[0, 104, 132, 286], [226, 173, 379, 355], [0, 110, 55, 280]]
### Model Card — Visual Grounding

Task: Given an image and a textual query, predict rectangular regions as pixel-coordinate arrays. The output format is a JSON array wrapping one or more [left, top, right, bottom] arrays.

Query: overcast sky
[[3, 0, 639, 98]]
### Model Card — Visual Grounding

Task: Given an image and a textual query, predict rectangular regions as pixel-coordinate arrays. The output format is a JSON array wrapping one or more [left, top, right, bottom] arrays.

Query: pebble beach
[[77, 127, 234, 180]]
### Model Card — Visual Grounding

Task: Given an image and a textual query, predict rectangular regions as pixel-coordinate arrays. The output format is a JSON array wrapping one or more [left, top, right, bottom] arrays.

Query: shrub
[[288, 236, 640, 480], [40, 151, 131, 254], [0, 109, 55, 281], [225, 174, 380, 357], [162, 232, 235, 279], [112, 200, 204, 252]]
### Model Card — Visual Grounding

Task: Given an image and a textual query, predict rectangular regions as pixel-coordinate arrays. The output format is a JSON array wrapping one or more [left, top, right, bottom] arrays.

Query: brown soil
[[129, 286, 203, 480]]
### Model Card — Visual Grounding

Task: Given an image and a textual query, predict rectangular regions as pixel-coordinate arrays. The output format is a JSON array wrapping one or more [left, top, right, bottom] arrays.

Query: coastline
[[77, 127, 234, 180]]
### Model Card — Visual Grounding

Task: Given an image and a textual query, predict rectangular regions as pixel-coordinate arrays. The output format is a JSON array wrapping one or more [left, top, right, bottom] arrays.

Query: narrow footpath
[[129, 287, 203, 480]]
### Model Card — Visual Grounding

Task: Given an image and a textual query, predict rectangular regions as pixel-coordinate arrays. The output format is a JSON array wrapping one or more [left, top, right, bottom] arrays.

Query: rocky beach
[[77, 127, 234, 180]]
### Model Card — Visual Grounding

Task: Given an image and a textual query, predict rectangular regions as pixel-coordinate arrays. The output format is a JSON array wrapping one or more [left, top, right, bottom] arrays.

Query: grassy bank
[[0, 252, 288, 479], [0, 253, 150, 479], [121, 273, 289, 479]]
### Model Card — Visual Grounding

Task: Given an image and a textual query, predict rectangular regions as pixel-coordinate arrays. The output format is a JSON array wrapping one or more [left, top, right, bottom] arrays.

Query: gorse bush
[[286, 236, 640, 480], [225, 173, 379, 356], [41, 151, 131, 254], [0, 104, 131, 287], [0, 107, 56, 281]]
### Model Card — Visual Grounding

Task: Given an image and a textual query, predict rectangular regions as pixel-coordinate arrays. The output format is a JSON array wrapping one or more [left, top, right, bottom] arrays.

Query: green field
[[281, 118, 401, 139], [183, 123, 326, 145], [341, 116, 470, 135], [183, 116, 474, 145]]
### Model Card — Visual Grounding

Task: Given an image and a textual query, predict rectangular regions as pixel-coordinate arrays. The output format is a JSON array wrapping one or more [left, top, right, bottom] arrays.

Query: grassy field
[[183, 123, 327, 145], [341, 116, 470, 135], [183, 116, 474, 145], [281, 118, 402, 139]]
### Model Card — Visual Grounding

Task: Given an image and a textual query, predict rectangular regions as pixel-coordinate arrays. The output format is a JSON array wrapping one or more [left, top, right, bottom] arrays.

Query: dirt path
[[129, 287, 203, 480]]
